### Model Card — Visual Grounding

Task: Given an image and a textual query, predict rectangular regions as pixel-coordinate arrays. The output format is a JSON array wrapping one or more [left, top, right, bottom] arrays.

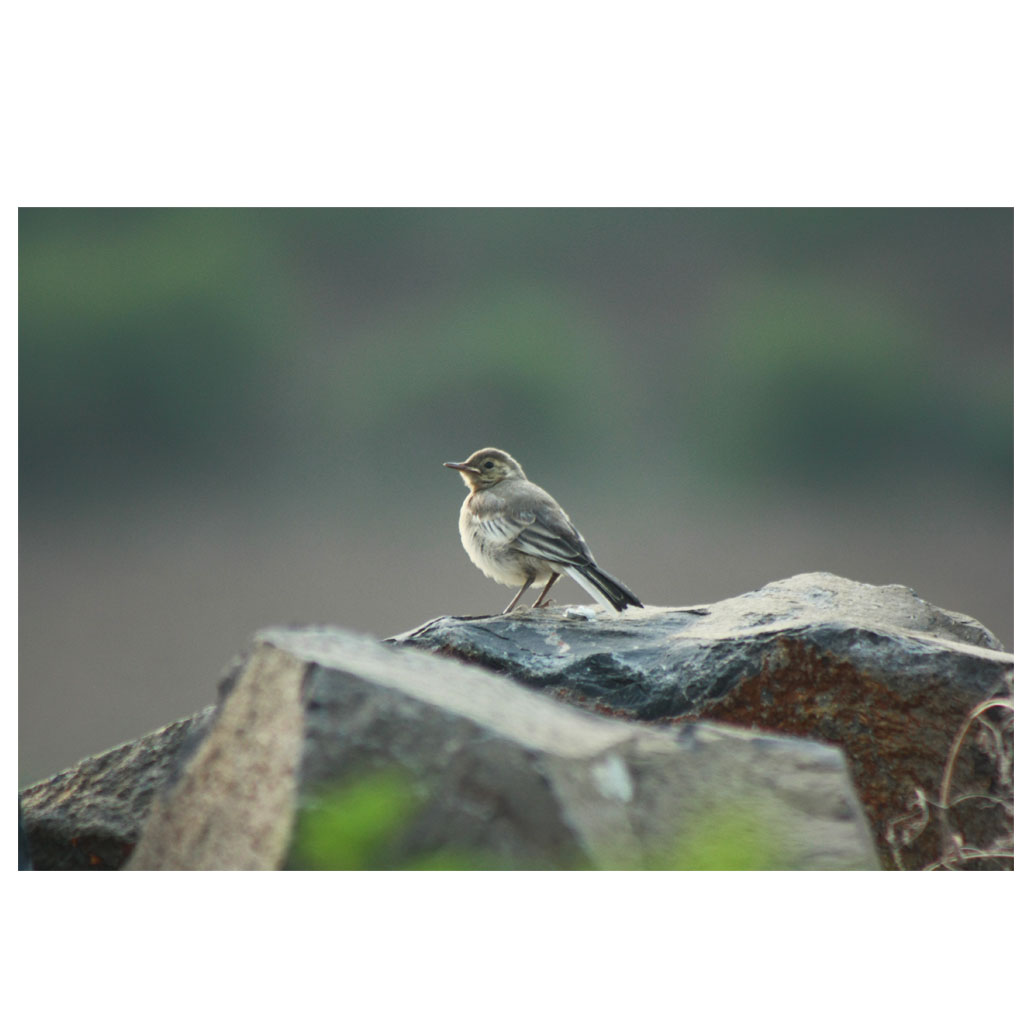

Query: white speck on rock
[[591, 753, 634, 802], [564, 605, 597, 621]]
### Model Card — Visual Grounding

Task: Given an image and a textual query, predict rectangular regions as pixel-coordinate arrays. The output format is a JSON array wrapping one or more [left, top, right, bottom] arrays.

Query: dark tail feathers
[[580, 563, 643, 612]]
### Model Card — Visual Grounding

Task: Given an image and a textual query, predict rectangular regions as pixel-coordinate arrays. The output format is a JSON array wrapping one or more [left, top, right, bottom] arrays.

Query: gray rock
[[284, 627, 878, 869], [20, 625, 880, 870], [390, 572, 1013, 868], [390, 573, 1007, 717]]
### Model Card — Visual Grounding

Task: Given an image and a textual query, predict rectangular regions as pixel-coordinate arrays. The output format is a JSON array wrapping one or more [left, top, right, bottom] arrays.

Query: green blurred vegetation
[[288, 772, 499, 871], [288, 772, 419, 870], [697, 275, 952, 482], [19, 209, 289, 487], [654, 803, 789, 870], [695, 269, 1013, 485], [288, 771, 797, 871], [19, 208, 1012, 504], [326, 280, 626, 452]]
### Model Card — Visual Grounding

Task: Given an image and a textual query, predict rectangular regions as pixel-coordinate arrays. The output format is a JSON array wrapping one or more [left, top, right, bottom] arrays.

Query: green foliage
[[693, 272, 1012, 487], [288, 771, 495, 870], [323, 280, 627, 453], [19, 209, 287, 485], [289, 771, 794, 870], [289, 771, 422, 870], [653, 804, 789, 870]]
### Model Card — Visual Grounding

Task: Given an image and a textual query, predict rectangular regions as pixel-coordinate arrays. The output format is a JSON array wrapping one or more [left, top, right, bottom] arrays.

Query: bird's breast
[[458, 499, 543, 586]]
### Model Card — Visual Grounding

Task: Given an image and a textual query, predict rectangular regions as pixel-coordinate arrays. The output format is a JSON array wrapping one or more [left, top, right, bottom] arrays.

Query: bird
[[443, 447, 643, 614]]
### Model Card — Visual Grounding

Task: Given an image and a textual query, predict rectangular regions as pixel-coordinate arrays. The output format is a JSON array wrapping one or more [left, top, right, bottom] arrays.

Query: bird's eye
[[483, 460, 494, 469]]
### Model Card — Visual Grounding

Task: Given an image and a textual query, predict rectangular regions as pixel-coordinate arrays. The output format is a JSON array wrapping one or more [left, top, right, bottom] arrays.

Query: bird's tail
[[563, 563, 643, 613]]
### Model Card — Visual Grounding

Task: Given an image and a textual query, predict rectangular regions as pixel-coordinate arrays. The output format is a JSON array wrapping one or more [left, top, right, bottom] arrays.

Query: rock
[[124, 644, 307, 870], [286, 627, 877, 869], [390, 573, 1013, 869], [19, 708, 215, 870], [20, 625, 880, 870], [24, 573, 1004, 870], [18, 802, 33, 870]]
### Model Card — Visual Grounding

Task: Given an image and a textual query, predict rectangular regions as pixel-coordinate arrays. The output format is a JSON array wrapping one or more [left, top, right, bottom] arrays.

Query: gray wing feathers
[[514, 521, 593, 567], [516, 513, 643, 611]]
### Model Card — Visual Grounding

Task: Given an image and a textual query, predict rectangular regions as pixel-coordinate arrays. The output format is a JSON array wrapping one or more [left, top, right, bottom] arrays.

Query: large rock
[[20, 625, 879, 870], [390, 573, 1013, 869]]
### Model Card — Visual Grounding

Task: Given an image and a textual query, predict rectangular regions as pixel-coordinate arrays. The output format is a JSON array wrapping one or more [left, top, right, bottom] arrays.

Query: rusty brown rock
[[679, 635, 1012, 869]]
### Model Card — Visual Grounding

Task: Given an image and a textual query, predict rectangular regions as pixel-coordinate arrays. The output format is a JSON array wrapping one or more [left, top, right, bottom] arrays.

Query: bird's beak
[[443, 461, 480, 474]]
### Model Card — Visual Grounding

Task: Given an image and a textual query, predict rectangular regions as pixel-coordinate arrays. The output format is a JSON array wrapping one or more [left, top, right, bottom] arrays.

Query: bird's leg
[[531, 572, 560, 608], [503, 575, 535, 614]]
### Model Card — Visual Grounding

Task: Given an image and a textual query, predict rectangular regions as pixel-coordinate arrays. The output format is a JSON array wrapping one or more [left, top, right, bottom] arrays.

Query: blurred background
[[19, 208, 1012, 786]]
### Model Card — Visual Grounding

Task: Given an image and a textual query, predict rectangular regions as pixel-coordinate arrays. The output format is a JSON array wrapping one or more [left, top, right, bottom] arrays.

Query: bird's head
[[443, 448, 525, 491]]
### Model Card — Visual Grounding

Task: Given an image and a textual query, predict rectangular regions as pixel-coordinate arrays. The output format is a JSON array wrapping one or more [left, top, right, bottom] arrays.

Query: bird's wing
[[509, 504, 595, 568]]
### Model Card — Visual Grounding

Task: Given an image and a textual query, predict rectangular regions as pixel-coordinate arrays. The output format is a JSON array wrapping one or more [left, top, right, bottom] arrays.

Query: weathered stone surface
[[390, 573, 1013, 868], [20, 625, 880, 870], [125, 645, 307, 870], [285, 627, 877, 868], [19, 707, 215, 870]]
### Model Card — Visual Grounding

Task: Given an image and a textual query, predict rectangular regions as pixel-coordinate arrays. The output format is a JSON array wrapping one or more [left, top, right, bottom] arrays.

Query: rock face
[[290, 628, 876, 869], [21, 623, 879, 870], [390, 573, 1013, 869], [20, 574, 1010, 870]]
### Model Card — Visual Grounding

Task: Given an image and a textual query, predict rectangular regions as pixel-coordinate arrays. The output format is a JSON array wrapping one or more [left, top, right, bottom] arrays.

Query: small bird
[[443, 447, 643, 614]]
